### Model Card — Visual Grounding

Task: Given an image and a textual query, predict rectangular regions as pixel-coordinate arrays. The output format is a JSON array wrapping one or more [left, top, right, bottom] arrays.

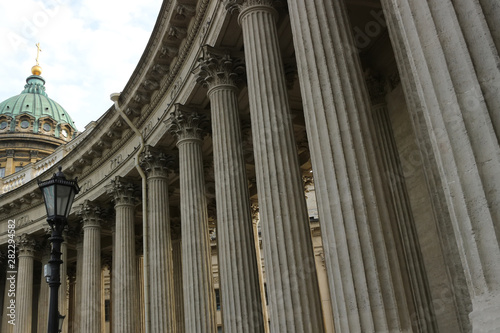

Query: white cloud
[[0, 0, 161, 131]]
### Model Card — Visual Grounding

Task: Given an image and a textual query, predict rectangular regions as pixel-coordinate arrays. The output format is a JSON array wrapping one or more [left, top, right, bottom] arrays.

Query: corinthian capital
[[76, 200, 104, 228], [16, 233, 37, 256], [139, 145, 174, 178], [106, 176, 138, 206], [225, 0, 277, 12], [166, 104, 209, 143], [196, 45, 245, 90]]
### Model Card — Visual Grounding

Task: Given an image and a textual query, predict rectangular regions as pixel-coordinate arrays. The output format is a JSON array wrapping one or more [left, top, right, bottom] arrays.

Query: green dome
[[0, 75, 76, 138]]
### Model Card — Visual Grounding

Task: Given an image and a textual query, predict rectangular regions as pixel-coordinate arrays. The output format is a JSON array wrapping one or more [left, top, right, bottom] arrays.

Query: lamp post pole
[[38, 166, 79, 333], [47, 218, 64, 333]]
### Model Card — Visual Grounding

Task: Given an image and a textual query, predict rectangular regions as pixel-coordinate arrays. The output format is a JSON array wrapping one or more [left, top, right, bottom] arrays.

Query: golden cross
[[35, 43, 42, 66]]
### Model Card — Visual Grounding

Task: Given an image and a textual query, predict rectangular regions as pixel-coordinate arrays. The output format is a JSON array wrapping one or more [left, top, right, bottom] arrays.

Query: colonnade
[[1, 0, 499, 332]]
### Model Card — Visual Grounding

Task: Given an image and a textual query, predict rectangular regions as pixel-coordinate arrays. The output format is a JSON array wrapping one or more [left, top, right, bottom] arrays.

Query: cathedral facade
[[0, 0, 499, 332]]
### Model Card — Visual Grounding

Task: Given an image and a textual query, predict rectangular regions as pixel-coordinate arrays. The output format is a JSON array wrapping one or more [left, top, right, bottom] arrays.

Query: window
[[15, 166, 23, 173], [43, 123, 51, 132], [0, 168, 5, 178], [61, 129, 68, 138], [0, 121, 7, 130], [215, 288, 221, 311], [20, 120, 29, 129]]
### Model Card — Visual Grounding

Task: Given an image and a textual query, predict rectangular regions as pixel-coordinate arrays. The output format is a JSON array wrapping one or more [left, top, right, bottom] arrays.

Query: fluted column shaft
[[287, 0, 412, 332], [371, 98, 437, 332], [380, 0, 500, 330], [14, 234, 36, 333], [67, 269, 76, 333], [140, 147, 177, 332], [108, 177, 138, 333], [230, 2, 324, 331], [172, 239, 185, 333], [136, 253, 145, 333], [37, 250, 50, 333], [59, 235, 68, 333], [2, 267, 14, 333], [197, 47, 265, 332], [168, 107, 216, 333], [73, 237, 84, 333], [78, 202, 102, 333]]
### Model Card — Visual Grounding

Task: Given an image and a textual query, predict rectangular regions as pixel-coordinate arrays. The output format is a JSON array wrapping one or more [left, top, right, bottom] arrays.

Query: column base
[[470, 293, 500, 332]]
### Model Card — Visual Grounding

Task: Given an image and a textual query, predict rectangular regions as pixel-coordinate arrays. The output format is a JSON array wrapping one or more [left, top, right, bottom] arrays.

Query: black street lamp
[[38, 167, 79, 333]]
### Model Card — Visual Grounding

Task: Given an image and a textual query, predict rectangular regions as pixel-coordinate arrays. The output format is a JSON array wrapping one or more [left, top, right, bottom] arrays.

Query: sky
[[0, 0, 162, 131]]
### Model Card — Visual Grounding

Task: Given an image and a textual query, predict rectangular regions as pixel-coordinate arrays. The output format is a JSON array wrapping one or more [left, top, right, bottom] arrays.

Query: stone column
[[14, 234, 36, 333], [102, 253, 113, 332], [250, 204, 270, 333], [167, 105, 216, 333], [59, 231, 68, 333], [285, 0, 413, 331], [135, 240, 145, 333], [196, 45, 265, 332], [380, 1, 500, 331], [75, 233, 84, 332], [172, 238, 185, 333], [107, 177, 138, 333], [37, 247, 50, 333], [139, 145, 177, 332], [66, 266, 76, 333], [226, 1, 324, 331], [1, 251, 14, 333], [366, 73, 437, 332], [77, 200, 103, 333]]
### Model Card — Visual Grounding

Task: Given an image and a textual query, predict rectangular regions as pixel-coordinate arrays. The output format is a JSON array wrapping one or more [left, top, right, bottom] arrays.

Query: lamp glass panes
[[38, 167, 79, 220]]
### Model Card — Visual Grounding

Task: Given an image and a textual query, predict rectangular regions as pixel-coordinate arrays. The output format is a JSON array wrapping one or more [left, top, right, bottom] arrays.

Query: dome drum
[[0, 71, 77, 178]]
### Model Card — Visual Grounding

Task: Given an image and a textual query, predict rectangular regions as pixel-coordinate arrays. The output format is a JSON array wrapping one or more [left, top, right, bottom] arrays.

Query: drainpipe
[[110, 93, 150, 333]]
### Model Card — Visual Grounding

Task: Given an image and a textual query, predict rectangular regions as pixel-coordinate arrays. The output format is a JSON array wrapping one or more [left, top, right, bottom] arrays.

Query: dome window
[[0, 121, 7, 130], [61, 129, 68, 138], [43, 123, 51, 132], [21, 120, 30, 128]]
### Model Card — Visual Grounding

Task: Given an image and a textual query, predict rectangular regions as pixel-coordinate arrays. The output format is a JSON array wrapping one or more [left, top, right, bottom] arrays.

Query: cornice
[[0, 0, 216, 235]]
